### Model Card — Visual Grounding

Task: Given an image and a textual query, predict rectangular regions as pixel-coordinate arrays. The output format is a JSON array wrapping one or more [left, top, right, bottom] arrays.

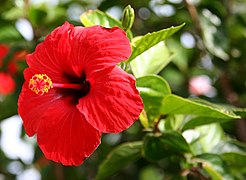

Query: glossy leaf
[[96, 141, 142, 180], [0, 94, 18, 121], [143, 131, 191, 161], [203, 163, 223, 180], [161, 95, 239, 119], [213, 105, 246, 117], [143, 134, 166, 161], [196, 124, 225, 154], [232, 107, 246, 117], [130, 41, 174, 78], [80, 9, 133, 39], [136, 75, 171, 123], [197, 153, 233, 180], [166, 39, 189, 71], [212, 140, 246, 154], [28, 7, 47, 27], [139, 166, 164, 180], [80, 9, 121, 28], [0, 25, 23, 43], [137, 75, 171, 96], [165, 115, 185, 131], [211, 140, 246, 173], [221, 153, 246, 173], [182, 117, 232, 131], [128, 23, 185, 62], [2, 7, 24, 20]]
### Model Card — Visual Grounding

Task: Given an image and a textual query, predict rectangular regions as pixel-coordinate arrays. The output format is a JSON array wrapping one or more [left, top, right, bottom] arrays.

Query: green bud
[[122, 5, 135, 31]]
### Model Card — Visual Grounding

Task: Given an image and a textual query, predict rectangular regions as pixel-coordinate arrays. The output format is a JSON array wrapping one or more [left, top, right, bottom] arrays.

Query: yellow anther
[[29, 74, 53, 95]]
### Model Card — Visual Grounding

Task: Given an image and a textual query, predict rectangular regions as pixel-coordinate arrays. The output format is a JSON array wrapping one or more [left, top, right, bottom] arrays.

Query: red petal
[[37, 100, 101, 166], [77, 67, 143, 133], [0, 72, 16, 95], [18, 70, 101, 166], [27, 22, 131, 82], [18, 69, 57, 136], [7, 62, 18, 75], [26, 22, 74, 83], [12, 50, 28, 62], [0, 44, 9, 67], [69, 26, 131, 77]]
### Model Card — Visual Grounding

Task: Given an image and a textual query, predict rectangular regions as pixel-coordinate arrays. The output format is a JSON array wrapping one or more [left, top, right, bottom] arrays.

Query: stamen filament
[[52, 83, 83, 90], [29, 74, 87, 95]]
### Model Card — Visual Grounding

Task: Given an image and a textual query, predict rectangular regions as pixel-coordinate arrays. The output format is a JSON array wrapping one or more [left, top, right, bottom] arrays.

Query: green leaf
[[182, 117, 232, 130], [197, 154, 233, 180], [143, 134, 164, 161], [221, 153, 246, 173], [137, 75, 171, 96], [136, 75, 171, 123], [210, 104, 246, 117], [80, 9, 121, 28], [0, 94, 18, 121], [232, 107, 246, 117], [80, 9, 133, 39], [143, 131, 191, 161], [161, 131, 192, 153], [130, 41, 174, 78], [28, 7, 47, 27], [166, 39, 189, 71], [203, 164, 223, 180], [128, 23, 185, 62], [96, 141, 142, 180], [212, 140, 246, 154], [139, 166, 164, 180], [200, 15, 229, 61], [165, 115, 185, 131], [0, 25, 23, 43], [211, 140, 246, 173], [2, 7, 24, 20], [161, 95, 239, 119], [193, 124, 225, 154]]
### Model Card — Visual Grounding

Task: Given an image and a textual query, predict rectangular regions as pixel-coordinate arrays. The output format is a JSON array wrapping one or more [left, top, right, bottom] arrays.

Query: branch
[[183, 0, 202, 36]]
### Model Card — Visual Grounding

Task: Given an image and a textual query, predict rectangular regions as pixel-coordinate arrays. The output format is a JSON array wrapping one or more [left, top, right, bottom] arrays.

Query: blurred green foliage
[[1, 0, 246, 179]]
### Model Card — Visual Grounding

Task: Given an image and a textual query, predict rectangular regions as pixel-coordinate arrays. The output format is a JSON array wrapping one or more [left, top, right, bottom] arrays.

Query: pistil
[[52, 83, 83, 90]]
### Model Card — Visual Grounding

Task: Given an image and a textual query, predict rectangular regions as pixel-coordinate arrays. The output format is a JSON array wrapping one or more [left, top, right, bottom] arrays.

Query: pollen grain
[[29, 74, 53, 95]]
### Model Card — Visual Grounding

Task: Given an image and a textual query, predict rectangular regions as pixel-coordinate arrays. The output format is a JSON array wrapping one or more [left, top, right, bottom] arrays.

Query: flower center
[[29, 74, 84, 95]]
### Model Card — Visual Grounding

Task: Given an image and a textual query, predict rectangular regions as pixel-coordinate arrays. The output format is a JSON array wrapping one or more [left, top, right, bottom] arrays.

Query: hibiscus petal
[[37, 99, 101, 166], [18, 68, 58, 136], [18, 70, 101, 166], [26, 22, 74, 83], [77, 67, 143, 133], [69, 25, 131, 77], [25, 22, 131, 83]]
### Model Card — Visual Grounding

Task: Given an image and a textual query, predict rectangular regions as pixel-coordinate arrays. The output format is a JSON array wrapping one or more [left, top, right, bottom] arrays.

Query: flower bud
[[122, 5, 135, 31]]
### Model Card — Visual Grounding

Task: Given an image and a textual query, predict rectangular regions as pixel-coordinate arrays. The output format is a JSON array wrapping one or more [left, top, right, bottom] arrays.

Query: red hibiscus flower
[[8, 50, 28, 74], [18, 22, 143, 166], [0, 44, 27, 74], [0, 44, 8, 64], [0, 44, 15, 95], [0, 44, 27, 95], [0, 72, 16, 95]]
